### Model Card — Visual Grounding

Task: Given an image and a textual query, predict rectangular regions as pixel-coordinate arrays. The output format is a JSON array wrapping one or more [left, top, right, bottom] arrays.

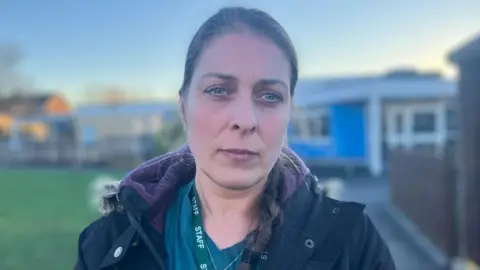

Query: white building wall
[[383, 100, 449, 157], [368, 94, 383, 177]]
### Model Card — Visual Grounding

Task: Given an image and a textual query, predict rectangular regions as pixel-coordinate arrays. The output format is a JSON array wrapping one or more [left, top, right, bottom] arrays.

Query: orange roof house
[[0, 93, 71, 140]]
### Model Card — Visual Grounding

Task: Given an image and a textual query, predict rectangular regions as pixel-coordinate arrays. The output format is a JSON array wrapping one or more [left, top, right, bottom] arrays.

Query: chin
[[207, 167, 266, 191]]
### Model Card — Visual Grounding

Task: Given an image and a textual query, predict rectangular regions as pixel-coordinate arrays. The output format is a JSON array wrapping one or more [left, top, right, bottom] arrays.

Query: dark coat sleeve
[[74, 227, 89, 270], [73, 212, 134, 270], [74, 216, 115, 270], [349, 213, 396, 270]]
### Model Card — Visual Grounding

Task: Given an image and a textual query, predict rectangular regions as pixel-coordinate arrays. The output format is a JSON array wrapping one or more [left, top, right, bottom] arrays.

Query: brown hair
[[179, 6, 298, 269]]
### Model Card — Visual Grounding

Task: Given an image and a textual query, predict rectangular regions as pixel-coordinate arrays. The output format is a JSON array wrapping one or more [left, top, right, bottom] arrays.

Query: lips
[[219, 148, 259, 163], [221, 148, 258, 155]]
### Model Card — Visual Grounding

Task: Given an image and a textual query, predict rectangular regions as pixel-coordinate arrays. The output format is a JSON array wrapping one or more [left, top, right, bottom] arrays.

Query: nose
[[230, 97, 258, 134]]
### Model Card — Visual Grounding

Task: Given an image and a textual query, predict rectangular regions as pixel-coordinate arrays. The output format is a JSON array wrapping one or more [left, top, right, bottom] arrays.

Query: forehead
[[194, 32, 290, 83]]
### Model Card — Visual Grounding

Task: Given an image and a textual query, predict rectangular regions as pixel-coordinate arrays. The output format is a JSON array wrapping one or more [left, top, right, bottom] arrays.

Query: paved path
[[322, 178, 444, 270], [366, 203, 443, 270]]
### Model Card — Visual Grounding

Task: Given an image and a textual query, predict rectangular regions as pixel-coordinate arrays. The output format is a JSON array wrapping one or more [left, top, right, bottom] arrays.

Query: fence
[[0, 134, 157, 170], [388, 145, 459, 261]]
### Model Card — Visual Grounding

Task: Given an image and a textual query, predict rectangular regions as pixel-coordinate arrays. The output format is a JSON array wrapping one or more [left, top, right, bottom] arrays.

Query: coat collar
[[113, 144, 311, 232], [260, 176, 366, 269]]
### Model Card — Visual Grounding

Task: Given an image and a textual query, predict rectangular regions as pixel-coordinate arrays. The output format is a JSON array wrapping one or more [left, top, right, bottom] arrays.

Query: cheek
[[185, 99, 222, 143]]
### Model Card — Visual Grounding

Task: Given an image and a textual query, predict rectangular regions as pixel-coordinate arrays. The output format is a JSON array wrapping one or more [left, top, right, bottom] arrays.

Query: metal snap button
[[305, 239, 315, 249], [114, 246, 123, 258], [332, 207, 340, 214]]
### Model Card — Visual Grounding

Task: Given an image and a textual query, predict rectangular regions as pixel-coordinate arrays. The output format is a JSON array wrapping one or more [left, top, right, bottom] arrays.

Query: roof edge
[[448, 32, 480, 65]]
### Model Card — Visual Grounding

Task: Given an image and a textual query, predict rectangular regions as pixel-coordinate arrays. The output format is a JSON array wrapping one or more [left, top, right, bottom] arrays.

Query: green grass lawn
[[0, 168, 125, 270]]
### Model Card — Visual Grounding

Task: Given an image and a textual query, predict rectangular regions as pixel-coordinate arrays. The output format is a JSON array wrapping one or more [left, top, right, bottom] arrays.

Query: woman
[[75, 6, 395, 270]]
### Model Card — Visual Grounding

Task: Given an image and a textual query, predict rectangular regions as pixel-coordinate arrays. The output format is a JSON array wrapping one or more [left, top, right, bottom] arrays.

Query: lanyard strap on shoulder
[[189, 185, 211, 270]]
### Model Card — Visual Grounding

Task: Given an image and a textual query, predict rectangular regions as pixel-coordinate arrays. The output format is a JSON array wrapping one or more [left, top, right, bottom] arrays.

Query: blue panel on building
[[287, 102, 367, 163], [287, 116, 336, 159], [330, 103, 366, 158]]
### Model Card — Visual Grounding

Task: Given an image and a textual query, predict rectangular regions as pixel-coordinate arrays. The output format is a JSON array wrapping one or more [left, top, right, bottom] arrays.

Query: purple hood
[[115, 144, 310, 231]]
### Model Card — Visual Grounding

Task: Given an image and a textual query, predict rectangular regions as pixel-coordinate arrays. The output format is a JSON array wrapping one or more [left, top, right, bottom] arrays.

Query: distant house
[[0, 93, 71, 140], [288, 69, 457, 177], [74, 101, 178, 163]]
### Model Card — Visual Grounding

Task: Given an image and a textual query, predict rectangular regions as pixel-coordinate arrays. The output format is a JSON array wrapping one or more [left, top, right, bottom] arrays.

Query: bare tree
[[155, 115, 186, 155], [0, 43, 32, 97]]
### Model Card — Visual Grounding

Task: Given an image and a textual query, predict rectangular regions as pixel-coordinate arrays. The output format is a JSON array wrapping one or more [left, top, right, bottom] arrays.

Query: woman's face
[[181, 32, 292, 190]]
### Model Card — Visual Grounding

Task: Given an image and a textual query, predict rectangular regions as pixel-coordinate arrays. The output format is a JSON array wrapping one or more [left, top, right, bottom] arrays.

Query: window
[[386, 103, 441, 151], [394, 114, 403, 134], [311, 113, 330, 137], [446, 108, 458, 131], [290, 119, 303, 137], [307, 117, 317, 136], [290, 108, 330, 141], [307, 110, 330, 139], [413, 112, 436, 133]]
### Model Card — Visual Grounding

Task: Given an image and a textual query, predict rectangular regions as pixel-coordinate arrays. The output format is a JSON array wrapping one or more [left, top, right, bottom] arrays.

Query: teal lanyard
[[189, 185, 212, 270], [189, 184, 263, 270]]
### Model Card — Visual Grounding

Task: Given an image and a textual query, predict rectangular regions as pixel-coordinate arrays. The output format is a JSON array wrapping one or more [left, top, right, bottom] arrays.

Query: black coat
[[75, 146, 395, 270]]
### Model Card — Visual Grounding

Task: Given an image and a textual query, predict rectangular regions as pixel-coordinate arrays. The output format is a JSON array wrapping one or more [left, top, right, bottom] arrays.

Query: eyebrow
[[257, 78, 288, 90], [201, 72, 237, 81], [201, 72, 288, 90]]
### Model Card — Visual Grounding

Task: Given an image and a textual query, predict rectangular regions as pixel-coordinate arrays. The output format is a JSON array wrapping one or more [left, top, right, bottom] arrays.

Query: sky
[[1, 0, 479, 106]]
